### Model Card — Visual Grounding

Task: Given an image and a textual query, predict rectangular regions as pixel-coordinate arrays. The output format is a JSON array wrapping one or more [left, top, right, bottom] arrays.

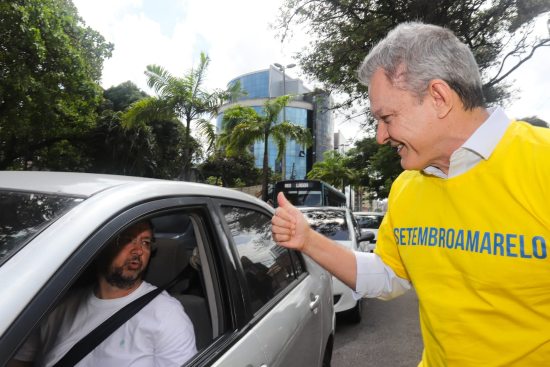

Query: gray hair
[[358, 22, 485, 109]]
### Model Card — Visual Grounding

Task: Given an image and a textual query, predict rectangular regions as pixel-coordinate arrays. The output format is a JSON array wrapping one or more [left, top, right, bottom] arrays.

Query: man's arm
[[354, 251, 411, 300], [271, 192, 358, 289], [272, 192, 411, 298]]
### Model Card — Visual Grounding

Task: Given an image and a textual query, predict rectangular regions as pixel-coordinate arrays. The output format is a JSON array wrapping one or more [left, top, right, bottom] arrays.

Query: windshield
[[302, 209, 349, 241], [0, 190, 84, 264], [356, 214, 384, 229], [284, 190, 322, 206]]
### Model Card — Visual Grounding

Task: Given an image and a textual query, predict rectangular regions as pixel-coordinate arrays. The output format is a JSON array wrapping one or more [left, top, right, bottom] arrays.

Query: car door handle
[[309, 294, 320, 310]]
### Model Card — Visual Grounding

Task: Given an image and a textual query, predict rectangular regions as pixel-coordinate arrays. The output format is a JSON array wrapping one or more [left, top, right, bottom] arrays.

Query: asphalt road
[[332, 290, 423, 367]]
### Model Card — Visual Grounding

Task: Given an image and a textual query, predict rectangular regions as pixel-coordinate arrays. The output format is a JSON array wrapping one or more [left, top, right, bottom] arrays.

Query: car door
[[0, 194, 268, 367], [123, 198, 275, 367], [217, 200, 331, 367]]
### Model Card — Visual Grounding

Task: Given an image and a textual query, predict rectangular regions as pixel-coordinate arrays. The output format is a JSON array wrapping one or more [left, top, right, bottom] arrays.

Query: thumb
[[277, 192, 291, 208]]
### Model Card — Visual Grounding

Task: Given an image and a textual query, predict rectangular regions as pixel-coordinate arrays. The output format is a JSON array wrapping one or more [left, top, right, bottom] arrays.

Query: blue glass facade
[[252, 107, 308, 180], [219, 67, 333, 181], [229, 71, 270, 100]]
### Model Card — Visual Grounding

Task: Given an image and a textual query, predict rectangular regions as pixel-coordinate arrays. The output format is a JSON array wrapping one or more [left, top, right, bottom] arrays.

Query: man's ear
[[428, 79, 453, 119]]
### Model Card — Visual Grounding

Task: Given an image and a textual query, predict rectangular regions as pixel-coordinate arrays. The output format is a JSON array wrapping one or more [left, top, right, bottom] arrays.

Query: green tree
[[198, 151, 262, 187], [0, 0, 113, 169], [307, 150, 355, 191], [276, 0, 550, 110], [367, 144, 404, 198], [122, 53, 239, 180], [220, 95, 313, 201], [104, 81, 148, 112], [346, 137, 403, 199], [88, 110, 198, 178], [87, 82, 196, 179]]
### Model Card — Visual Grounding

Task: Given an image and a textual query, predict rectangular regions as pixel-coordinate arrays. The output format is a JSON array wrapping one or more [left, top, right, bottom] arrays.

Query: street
[[332, 290, 423, 367]]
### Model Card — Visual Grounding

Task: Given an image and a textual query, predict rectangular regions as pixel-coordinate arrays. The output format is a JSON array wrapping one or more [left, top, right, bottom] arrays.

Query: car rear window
[[302, 209, 350, 241], [0, 190, 84, 264], [356, 214, 384, 229]]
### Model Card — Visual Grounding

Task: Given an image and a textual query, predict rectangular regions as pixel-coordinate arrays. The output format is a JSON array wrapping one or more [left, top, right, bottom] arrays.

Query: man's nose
[[376, 122, 389, 145], [130, 242, 144, 254]]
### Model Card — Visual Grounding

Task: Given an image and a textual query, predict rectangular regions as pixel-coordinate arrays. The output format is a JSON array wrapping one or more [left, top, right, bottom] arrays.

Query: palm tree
[[122, 52, 240, 180], [219, 95, 312, 201], [307, 150, 357, 191]]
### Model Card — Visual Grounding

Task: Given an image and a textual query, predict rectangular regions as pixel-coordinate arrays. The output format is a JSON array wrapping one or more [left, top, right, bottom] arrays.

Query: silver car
[[353, 211, 385, 252], [299, 207, 373, 324], [0, 171, 334, 367]]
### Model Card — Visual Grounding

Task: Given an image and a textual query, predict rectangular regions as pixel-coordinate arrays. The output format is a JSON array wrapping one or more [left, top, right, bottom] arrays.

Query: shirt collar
[[460, 106, 511, 159], [422, 106, 512, 177]]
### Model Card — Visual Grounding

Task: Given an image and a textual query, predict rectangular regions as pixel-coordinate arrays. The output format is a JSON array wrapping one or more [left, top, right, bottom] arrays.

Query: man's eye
[[119, 236, 133, 244]]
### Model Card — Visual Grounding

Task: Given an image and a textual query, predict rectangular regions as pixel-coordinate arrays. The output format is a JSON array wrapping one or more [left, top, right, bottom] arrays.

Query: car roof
[[0, 171, 262, 205], [0, 171, 156, 197]]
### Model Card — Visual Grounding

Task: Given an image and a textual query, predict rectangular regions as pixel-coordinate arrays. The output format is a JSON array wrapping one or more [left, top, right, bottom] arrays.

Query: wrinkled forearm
[[302, 229, 358, 289]]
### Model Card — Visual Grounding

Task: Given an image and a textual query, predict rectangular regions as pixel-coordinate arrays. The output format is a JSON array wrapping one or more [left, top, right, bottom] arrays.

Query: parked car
[[353, 211, 385, 252], [0, 171, 335, 367], [299, 206, 373, 323]]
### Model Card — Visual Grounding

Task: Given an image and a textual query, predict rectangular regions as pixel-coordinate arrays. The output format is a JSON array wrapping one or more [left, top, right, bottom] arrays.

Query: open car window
[[14, 208, 218, 366]]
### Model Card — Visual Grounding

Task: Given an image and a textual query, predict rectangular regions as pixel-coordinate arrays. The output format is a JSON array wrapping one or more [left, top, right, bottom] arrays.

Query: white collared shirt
[[354, 107, 512, 299], [424, 107, 511, 178]]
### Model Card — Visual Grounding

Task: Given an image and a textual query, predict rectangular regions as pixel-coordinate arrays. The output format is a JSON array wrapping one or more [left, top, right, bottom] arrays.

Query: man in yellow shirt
[[272, 22, 550, 366]]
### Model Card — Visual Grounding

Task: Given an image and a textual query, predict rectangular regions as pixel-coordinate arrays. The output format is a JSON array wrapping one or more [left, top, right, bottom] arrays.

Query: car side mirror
[[358, 231, 375, 243]]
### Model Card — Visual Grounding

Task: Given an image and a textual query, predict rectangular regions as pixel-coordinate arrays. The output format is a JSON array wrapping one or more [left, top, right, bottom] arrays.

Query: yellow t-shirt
[[375, 121, 550, 366]]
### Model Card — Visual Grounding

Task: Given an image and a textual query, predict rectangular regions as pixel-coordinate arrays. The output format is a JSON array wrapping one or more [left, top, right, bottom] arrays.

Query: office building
[[217, 66, 334, 180], [334, 130, 351, 154]]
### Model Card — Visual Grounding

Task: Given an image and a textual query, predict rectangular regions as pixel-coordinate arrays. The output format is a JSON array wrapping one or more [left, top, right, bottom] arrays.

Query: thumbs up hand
[[271, 192, 312, 252]]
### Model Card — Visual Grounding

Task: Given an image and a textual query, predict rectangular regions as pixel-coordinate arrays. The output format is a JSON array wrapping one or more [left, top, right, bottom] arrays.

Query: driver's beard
[[104, 266, 142, 290]]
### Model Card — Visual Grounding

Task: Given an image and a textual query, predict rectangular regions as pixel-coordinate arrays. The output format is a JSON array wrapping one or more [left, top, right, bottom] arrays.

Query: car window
[[302, 209, 350, 241], [221, 206, 295, 314], [284, 190, 322, 206], [146, 211, 215, 352], [0, 190, 84, 263], [13, 209, 208, 365], [356, 214, 383, 229]]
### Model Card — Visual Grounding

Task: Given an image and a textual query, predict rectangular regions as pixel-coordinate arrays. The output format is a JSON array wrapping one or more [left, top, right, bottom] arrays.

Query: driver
[[11, 220, 197, 366]]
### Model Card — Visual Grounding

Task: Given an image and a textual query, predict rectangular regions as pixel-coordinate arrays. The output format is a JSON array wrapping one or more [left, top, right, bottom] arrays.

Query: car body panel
[[210, 333, 267, 367], [253, 256, 332, 366], [332, 277, 358, 313], [299, 207, 362, 314]]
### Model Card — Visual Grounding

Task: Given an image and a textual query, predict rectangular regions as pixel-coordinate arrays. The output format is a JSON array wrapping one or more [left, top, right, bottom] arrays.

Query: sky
[[73, 0, 550, 142]]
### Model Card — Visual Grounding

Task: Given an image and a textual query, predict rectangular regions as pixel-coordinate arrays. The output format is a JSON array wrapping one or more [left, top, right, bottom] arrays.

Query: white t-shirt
[[16, 281, 197, 366]]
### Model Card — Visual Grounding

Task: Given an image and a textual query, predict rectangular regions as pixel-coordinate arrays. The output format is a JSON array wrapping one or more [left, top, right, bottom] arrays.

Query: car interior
[[145, 212, 214, 351], [14, 211, 218, 364]]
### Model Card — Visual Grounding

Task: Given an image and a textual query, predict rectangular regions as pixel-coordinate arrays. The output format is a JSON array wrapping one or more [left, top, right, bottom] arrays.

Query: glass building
[[217, 66, 334, 180]]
